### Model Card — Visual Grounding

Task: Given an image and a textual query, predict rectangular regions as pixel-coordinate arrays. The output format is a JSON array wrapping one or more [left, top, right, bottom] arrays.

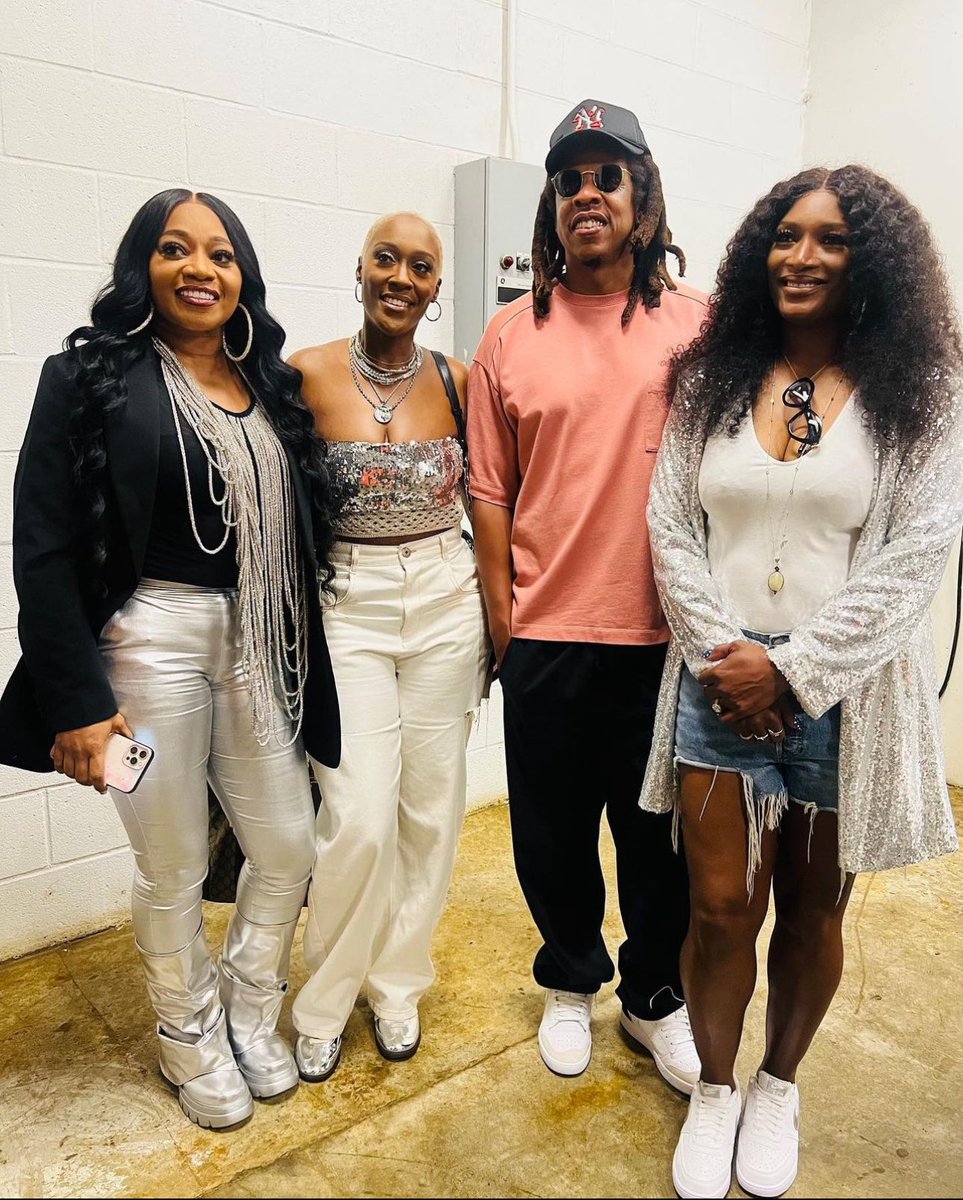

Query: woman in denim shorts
[[639, 167, 963, 1199]]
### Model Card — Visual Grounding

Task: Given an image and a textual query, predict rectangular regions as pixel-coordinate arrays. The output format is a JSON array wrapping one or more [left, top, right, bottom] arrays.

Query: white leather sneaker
[[672, 1080, 741, 1200], [620, 1003, 701, 1095], [735, 1070, 800, 1197], [538, 989, 593, 1076]]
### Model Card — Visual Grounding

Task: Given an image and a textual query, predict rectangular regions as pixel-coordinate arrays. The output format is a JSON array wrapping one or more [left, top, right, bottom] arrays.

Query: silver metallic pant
[[100, 580, 315, 1038]]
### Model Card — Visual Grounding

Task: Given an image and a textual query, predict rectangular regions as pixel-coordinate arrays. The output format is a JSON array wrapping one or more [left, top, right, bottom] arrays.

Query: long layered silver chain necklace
[[348, 332, 423, 425], [154, 337, 307, 746]]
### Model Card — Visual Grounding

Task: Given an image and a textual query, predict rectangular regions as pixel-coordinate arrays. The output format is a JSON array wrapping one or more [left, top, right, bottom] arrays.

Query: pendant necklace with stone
[[763, 360, 844, 594], [764, 367, 799, 594]]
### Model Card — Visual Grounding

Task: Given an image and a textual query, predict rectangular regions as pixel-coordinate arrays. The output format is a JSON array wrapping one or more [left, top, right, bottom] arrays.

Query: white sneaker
[[620, 1003, 701, 1095], [538, 989, 593, 1076], [672, 1080, 741, 1200], [735, 1070, 800, 1197]]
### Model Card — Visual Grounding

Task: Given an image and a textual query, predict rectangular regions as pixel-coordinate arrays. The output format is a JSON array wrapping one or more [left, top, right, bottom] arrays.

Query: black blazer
[[0, 347, 340, 772]]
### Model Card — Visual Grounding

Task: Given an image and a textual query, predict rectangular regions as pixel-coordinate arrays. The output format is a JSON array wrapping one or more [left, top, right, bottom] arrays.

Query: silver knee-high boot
[[139, 925, 254, 1129], [220, 912, 299, 1099]]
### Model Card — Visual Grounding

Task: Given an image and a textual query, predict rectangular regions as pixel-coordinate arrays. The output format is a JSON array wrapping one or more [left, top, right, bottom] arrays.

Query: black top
[[141, 396, 248, 588]]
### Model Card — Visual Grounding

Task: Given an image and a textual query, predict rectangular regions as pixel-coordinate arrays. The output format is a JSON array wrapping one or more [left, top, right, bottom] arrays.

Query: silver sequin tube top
[[327, 436, 465, 538]]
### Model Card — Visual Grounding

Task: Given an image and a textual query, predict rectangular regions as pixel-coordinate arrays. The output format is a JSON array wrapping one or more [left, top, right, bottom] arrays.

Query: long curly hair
[[666, 165, 963, 446], [64, 188, 335, 588], [531, 154, 686, 326]]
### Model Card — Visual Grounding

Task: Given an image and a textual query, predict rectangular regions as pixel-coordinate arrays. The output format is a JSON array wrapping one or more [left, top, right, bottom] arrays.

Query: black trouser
[[499, 637, 688, 1020]]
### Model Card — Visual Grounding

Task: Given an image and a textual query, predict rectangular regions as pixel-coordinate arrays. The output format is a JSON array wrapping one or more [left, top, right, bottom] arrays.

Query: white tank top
[[698, 399, 876, 633]]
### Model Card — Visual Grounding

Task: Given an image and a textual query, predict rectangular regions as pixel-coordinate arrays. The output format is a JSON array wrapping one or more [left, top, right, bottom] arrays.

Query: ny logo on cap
[[572, 104, 605, 131]]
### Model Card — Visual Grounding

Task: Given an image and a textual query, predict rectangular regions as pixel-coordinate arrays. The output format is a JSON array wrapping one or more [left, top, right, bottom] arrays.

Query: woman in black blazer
[[0, 189, 340, 1130]]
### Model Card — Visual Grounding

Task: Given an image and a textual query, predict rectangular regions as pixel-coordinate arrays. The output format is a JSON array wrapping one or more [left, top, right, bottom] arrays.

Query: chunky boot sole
[[240, 1062, 299, 1100], [161, 1070, 254, 1130]]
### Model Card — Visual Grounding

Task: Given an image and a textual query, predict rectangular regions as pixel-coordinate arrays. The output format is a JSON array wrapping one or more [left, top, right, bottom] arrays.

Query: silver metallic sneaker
[[294, 1034, 342, 1082], [373, 1015, 421, 1061]]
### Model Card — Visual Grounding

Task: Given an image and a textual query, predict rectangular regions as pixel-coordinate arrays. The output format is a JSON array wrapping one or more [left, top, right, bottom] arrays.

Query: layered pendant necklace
[[348, 332, 423, 425], [763, 359, 844, 595]]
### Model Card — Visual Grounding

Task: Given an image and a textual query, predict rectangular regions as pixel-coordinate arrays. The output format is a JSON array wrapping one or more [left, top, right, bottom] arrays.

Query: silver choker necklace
[[349, 333, 422, 386]]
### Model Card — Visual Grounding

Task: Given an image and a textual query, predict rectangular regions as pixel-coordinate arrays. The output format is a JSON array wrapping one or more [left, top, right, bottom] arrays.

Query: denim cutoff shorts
[[674, 631, 840, 815]]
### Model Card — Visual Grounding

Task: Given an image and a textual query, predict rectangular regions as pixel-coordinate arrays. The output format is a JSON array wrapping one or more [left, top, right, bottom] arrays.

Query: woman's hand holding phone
[[51, 712, 134, 793]]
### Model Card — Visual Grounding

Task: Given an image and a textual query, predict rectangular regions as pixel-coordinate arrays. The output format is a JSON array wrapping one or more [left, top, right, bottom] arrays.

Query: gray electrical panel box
[[453, 156, 546, 363]]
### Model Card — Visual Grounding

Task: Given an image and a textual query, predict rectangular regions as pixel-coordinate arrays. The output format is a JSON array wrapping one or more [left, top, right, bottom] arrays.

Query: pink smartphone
[[103, 733, 155, 794]]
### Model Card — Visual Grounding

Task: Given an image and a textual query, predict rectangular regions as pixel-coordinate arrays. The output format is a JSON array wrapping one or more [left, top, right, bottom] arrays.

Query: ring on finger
[[738, 733, 753, 741], [766, 727, 783, 737], [710, 698, 723, 715], [752, 732, 770, 741]]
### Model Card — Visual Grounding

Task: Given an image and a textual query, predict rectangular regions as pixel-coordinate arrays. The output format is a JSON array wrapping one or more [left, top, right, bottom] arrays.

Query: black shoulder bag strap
[[430, 349, 473, 527], [432, 351, 497, 692], [431, 348, 467, 446]]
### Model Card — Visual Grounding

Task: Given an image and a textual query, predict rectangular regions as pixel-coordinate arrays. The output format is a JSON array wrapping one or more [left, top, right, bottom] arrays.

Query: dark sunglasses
[[550, 164, 629, 198], [782, 378, 823, 454]]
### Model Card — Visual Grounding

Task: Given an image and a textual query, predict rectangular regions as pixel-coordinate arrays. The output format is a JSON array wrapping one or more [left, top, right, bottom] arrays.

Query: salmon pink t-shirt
[[468, 282, 707, 645]]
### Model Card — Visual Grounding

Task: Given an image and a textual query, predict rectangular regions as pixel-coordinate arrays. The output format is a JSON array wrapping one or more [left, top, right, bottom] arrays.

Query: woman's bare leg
[[762, 803, 855, 1081], [680, 766, 778, 1086]]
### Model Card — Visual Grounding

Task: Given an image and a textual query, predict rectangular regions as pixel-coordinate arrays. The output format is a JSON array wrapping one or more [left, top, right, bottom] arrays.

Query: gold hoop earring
[[223, 303, 253, 362]]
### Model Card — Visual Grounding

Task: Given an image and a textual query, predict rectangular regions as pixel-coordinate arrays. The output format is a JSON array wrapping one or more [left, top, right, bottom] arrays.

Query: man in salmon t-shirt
[[468, 99, 707, 1089]]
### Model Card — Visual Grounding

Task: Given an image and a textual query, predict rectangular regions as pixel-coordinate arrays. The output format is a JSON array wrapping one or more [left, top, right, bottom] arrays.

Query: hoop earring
[[223, 303, 253, 362], [355, 282, 363, 302], [425, 298, 442, 323], [126, 303, 154, 337]]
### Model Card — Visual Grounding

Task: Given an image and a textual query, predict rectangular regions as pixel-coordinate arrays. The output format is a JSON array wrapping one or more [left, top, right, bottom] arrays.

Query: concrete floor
[[1, 793, 961, 1199]]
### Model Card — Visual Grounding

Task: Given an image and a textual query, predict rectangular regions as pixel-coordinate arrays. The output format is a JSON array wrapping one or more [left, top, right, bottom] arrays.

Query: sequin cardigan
[[639, 379, 963, 874]]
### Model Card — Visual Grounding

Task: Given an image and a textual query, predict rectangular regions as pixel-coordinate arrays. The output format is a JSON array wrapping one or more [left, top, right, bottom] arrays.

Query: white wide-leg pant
[[293, 527, 489, 1038]]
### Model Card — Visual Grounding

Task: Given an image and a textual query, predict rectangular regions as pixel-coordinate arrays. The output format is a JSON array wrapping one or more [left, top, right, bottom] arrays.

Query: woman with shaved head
[[289, 212, 490, 1079]]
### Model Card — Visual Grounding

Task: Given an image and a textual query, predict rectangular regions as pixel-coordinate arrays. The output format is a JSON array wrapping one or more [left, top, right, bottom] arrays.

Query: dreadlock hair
[[666, 165, 963, 448], [63, 188, 336, 594], [531, 153, 686, 327]]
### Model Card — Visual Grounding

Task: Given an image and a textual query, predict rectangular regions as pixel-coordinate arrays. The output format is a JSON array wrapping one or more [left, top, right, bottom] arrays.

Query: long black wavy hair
[[64, 188, 334, 587], [532, 154, 686, 326], [666, 165, 963, 446]]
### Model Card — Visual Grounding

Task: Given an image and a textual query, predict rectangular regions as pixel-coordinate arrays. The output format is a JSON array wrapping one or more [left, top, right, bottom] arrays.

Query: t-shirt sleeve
[[467, 336, 520, 509]]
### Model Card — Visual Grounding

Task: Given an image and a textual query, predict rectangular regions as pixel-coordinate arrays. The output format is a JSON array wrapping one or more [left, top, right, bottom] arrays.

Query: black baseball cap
[[545, 99, 650, 174]]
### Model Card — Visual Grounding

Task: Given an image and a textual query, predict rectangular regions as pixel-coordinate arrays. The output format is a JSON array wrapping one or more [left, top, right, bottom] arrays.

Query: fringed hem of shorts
[[673, 756, 788, 900], [743, 776, 789, 899]]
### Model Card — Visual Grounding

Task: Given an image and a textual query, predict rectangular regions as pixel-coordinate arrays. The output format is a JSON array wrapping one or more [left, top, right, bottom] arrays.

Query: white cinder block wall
[[0, 0, 810, 959], [803, 0, 963, 786]]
